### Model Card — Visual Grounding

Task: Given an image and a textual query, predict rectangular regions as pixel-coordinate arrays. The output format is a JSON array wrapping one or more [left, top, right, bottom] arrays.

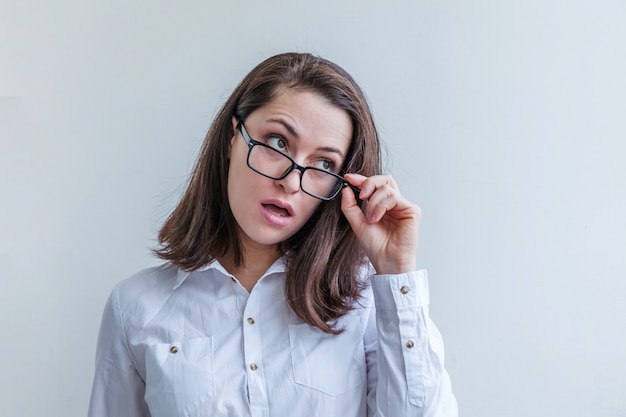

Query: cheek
[[227, 159, 251, 209], [228, 149, 254, 187], [297, 198, 323, 222]]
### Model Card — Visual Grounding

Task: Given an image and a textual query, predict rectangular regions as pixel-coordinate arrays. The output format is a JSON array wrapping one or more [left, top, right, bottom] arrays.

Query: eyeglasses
[[238, 122, 349, 201]]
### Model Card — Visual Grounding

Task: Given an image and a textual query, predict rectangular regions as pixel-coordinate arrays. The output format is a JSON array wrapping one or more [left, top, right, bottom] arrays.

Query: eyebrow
[[266, 117, 347, 158], [268, 117, 299, 138]]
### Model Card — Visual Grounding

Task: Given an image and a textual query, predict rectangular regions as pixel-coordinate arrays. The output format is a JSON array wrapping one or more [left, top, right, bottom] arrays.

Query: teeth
[[265, 204, 289, 217]]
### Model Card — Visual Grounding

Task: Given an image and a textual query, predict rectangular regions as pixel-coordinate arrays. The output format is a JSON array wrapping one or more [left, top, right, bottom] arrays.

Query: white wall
[[1, 1, 625, 416]]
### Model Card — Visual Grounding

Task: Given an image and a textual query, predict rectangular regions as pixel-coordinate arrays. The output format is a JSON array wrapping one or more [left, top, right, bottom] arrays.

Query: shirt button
[[405, 340, 415, 349], [250, 363, 258, 371], [247, 317, 255, 325], [400, 286, 410, 294], [170, 346, 179, 354]]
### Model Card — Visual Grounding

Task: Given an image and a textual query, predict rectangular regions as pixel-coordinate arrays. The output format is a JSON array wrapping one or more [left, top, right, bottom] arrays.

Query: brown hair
[[155, 52, 382, 333]]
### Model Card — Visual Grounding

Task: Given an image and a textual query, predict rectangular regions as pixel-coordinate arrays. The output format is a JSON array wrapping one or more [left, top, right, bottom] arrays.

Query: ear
[[228, 116, 239, 158]]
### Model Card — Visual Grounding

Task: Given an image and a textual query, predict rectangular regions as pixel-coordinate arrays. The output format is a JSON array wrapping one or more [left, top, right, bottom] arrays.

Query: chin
[[245, 229, 296, 248]]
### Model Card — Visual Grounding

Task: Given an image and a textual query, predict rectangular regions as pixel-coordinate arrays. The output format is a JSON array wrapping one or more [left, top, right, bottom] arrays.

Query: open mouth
[[263, 203, 291, 217]]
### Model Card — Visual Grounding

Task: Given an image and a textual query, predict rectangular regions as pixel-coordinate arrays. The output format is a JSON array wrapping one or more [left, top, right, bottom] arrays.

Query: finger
[[364, 185, 402, 223], [343, 173, 367, 188], [344, 173, 398, 189], [340, 185, 368, 231], [366, 184, 421, 224], [345, 173, 399, 200]]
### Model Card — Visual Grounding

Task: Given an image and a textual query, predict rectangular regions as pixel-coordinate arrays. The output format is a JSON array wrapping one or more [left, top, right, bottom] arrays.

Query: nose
[[276, 168, 302, 194]]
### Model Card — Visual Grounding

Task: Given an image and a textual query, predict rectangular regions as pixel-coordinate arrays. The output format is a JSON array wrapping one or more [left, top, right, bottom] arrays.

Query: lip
[[261, 199, 294, 216], [259, 199, 295, 227]]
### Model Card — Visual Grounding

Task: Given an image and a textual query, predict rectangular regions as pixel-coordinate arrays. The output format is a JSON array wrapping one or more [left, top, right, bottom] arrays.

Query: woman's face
[[227, 87, 353, 254]]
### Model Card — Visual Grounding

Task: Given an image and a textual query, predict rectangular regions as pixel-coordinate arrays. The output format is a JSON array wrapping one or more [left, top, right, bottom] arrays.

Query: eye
[[266, 135, 287, 152], [313, 159, 337, 172]]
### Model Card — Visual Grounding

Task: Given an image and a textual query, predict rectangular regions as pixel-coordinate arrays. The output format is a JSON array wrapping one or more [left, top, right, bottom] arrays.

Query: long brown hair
[[155, 52, 382, 333]]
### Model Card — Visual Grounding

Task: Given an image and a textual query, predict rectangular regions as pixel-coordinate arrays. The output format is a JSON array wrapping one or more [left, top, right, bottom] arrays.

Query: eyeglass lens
[[248, 145, 343, 200]]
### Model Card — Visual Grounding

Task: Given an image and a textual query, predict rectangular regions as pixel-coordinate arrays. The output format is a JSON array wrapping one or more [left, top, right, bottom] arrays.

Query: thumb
[[340, 185, 367, 232]]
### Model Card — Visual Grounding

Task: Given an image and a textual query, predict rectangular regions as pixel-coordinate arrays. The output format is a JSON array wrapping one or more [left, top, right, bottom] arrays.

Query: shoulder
[[109, 262, 180, 316]]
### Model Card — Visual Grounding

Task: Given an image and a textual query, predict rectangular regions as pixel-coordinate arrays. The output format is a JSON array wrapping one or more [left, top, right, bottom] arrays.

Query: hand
[[340, 173, 421, 275]]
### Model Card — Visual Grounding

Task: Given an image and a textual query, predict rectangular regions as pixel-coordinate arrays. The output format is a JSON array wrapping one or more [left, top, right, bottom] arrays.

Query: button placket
[[242, 305, 261, 371], [241, 288, 268, 412], [400, 283, 418, 351]]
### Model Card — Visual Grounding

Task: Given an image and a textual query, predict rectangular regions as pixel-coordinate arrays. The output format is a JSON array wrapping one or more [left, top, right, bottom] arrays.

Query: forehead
[[246, 88, 353, 153]]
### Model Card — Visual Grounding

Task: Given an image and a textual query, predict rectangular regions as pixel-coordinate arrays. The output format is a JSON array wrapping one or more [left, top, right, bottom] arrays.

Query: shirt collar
[[172, 255, 288, 289]]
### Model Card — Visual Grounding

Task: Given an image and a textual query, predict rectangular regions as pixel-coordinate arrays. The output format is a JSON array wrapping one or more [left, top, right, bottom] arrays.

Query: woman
[[88, 52, 457, 417]]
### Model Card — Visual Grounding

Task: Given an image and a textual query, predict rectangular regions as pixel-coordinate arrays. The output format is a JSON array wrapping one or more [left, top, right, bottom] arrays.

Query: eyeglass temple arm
[[343, 182, 362, 196]]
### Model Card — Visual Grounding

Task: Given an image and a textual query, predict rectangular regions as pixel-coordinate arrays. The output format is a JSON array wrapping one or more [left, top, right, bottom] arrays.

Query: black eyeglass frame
[[237, 122, 356, 201]]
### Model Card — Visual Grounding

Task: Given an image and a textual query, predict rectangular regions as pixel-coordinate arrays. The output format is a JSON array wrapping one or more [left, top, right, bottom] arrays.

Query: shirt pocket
[[288, 323, 365, 396], [144, 337, 214, 417]]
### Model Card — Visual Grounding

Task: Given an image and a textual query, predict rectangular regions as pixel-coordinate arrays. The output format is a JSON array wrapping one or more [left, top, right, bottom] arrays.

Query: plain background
[[1, 1, 625, 416]]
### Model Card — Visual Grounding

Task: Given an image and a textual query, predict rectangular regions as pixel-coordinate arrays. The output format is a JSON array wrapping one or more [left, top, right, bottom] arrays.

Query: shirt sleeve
[[88, 285, 151, 417], [365, 270, 458, 417]]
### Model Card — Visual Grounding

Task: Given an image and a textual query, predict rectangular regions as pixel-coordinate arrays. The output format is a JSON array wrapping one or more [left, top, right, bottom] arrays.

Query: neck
[[219, 240, 282, 292]]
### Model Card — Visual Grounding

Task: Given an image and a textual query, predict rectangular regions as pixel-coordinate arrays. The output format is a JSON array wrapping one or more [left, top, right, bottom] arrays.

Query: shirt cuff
[[370, 270, 430, 310]]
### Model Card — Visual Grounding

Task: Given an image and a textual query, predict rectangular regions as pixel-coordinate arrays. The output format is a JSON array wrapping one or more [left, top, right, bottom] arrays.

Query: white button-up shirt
[[88, 258, 457, 417]]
